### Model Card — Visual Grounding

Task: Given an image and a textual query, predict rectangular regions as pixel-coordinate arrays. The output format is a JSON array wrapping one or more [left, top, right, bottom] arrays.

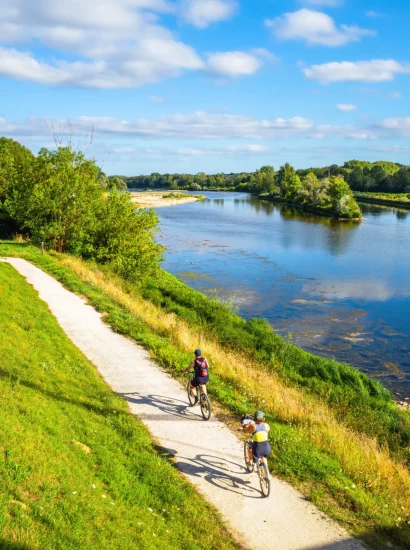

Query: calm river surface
[[155, 192, 410, 396]]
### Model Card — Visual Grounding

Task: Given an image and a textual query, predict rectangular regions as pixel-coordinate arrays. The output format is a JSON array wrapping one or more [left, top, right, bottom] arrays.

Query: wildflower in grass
[[102, 495, 107, 499], [72, 491, 77, 495]]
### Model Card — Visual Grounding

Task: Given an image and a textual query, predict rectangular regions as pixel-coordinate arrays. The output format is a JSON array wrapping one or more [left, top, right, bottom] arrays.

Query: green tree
[[277, 163, 295, 188], [327, 176, 361, 218], [280, 164, 301, 201], [6, 147, 103, 252], [108, 176, 127, 192], [300, 172, 321, 204], [90, 192, 163, 281]]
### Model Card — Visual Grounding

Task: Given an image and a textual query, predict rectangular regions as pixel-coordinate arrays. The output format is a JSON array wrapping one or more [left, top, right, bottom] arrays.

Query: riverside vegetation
[[1, 137, 410, 548], [354, 192, 410, 209], [114, 159, 410, 196]]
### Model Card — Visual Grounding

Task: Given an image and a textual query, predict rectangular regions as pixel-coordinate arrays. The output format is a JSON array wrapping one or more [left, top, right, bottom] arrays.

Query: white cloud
[[304, 59, 410, 83], [180, 0, 237, 28], [0, 112, 314, 141], [250, 48, 279, 63], [9, 111, 410, 146], [379, 117, 410, 136], [105, 144, 271, 159], [365, 10, 383, 18], [367, 145, 410, 153], [0, 44, 204, 88], [0, 0, 257, 88], [207, 51, 262, 76], [387, 91, 402, 99], [150, 96, 166, 103], [336, 104, 357, 112], [226, 144, 269, 153], [266, 9, 375, 47]]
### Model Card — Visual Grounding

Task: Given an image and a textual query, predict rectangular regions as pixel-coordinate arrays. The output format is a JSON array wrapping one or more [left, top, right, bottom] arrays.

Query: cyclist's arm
[[182, 360, 195, 375], [240, 419, 255, 433]]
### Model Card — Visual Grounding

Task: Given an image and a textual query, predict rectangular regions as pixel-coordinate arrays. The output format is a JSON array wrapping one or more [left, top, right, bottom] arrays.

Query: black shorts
[[191, 376, 209, 387], [252, 441, 271, 463]]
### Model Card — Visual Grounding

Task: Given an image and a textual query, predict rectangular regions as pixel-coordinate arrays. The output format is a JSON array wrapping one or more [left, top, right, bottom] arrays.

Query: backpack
[[195, 357, 208, 377]]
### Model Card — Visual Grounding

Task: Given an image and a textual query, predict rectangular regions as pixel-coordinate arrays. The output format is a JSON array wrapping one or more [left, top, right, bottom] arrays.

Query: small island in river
[[129, 191, 205, 208], [259, 164, 362, 221]]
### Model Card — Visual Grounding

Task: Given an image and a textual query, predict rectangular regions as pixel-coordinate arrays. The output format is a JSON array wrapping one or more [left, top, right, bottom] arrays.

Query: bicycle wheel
[[187, 380, 196, 406], [244, 441, 254, 473], [259, 461, 271, 497], [200, 393, 211, 420]]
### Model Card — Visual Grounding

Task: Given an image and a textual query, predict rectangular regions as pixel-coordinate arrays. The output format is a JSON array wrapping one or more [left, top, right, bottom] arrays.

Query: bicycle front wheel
[[187, 380, 196, 406], [259, 461, 271, 497], [200, 394, 211, 420], [244, 441, 254, 473]]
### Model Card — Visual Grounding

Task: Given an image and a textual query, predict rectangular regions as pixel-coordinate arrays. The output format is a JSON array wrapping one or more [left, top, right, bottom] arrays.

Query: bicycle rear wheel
[[244, 441, 254, 473], [259, 461, 271, 497], [187, 380, 196, 406], [200, 393, 211, 420]]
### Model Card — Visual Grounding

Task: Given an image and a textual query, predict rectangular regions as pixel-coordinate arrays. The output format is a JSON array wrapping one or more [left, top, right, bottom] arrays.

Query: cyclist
[[241, 411, 271, 465], [182, 349, 209, 405]]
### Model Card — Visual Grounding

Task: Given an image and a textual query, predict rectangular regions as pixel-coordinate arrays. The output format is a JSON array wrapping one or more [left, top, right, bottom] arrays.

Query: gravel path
[[4, 258, 365, 550]]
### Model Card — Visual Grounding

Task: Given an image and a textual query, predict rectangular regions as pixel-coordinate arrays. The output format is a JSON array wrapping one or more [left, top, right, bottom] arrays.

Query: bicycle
[[243, 417, 271, 498], [186, 372, 212, 421]]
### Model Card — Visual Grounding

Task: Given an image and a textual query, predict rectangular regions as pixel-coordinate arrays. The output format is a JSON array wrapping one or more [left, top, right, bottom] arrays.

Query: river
[[155, 192, 410, 397]]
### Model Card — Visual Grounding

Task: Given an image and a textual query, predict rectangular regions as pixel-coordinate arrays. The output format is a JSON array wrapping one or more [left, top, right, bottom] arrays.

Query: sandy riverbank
[[130, 191, 204, 208]]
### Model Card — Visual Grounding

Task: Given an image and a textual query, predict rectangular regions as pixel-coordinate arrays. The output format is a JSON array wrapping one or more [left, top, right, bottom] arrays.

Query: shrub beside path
[[4, 257, 365, 550]]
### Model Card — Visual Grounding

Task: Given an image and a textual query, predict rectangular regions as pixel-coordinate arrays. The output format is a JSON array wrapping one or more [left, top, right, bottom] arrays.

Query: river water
[[155, 192, 410, 396]]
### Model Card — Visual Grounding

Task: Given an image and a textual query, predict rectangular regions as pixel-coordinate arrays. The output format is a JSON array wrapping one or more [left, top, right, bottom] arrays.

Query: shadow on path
[[177, 453, 262, 499], [306, 542, 365, 550], [119, 392, 203, 421]]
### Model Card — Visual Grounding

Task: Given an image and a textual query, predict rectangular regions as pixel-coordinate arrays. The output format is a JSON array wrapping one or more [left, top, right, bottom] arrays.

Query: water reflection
[[157, 192, 410, 395]]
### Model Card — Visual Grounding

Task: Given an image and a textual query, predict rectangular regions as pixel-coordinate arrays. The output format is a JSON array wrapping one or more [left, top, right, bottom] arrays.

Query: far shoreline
[[129, 191, 205, 208]]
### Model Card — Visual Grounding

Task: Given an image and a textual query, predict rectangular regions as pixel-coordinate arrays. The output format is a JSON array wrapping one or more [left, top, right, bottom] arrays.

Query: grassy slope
[[0, 261, 240, 550], [1, 242, 410, 549]]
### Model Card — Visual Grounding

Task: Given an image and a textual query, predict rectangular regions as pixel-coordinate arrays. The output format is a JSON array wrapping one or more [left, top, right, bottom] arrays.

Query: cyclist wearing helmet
[[241, 411, 271, 464], [182, 349, 209, 405]]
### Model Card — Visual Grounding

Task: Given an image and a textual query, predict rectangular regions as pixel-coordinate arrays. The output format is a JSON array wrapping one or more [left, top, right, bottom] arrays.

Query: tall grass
[[2, 242, 410, 548], [142, 271, 410, 459]]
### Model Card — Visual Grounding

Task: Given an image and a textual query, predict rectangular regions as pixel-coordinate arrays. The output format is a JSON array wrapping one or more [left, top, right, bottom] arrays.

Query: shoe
[[194, 396, 199, 405]]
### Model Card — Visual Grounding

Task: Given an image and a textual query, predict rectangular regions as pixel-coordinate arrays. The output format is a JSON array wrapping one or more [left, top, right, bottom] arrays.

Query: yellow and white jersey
[[252, 423, 270, 443]]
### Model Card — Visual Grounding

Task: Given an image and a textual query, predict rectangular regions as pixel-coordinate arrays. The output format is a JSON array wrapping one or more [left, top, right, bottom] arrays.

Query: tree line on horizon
[[114, 158, 410, 195]]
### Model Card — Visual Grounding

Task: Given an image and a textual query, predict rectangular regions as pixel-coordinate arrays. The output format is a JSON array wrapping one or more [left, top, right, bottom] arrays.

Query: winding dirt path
[[4, 258, 365, 550]]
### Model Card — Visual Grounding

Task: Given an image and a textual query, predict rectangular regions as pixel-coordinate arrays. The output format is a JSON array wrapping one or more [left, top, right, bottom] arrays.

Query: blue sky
[[1, 0, 410, 175]]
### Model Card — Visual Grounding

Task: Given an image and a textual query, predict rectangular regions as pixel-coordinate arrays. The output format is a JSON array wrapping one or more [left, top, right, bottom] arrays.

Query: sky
[[1, 0, 410, 175]]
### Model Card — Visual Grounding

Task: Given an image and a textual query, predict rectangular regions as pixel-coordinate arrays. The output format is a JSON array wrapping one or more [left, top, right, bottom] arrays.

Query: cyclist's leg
[[248, 444, 253, 464], [190, 378, 200, 402], [252, 442, 261, 464], [199, 383, 207, 396]]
